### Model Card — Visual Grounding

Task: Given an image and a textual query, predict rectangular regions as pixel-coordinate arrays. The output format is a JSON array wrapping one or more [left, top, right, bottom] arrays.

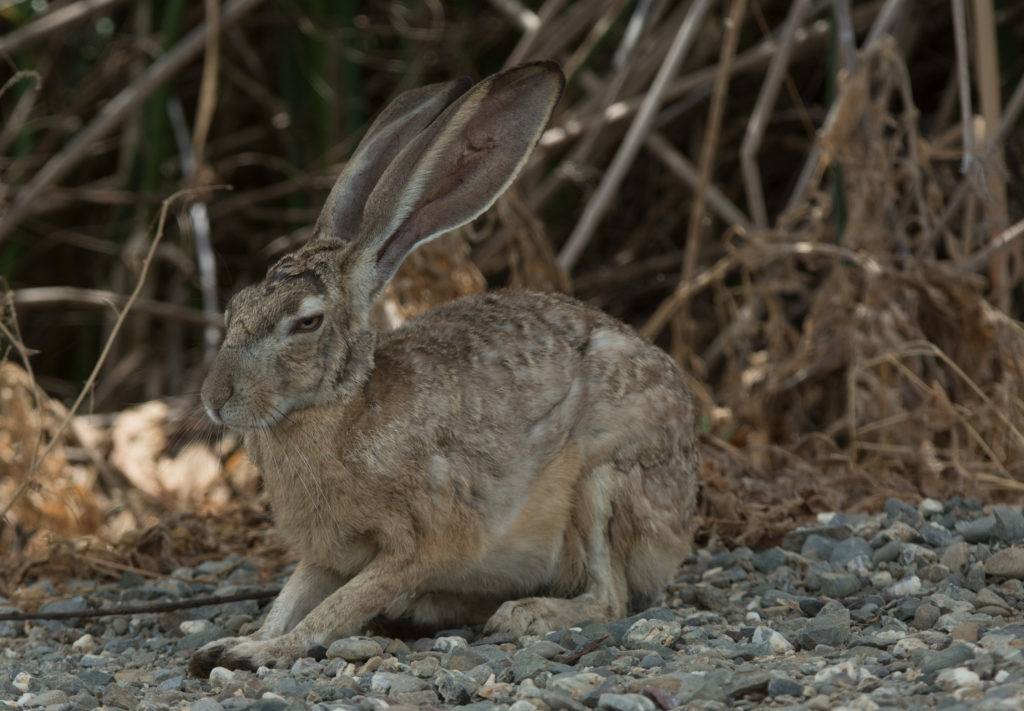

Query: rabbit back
[[371, 288, 697, 607]]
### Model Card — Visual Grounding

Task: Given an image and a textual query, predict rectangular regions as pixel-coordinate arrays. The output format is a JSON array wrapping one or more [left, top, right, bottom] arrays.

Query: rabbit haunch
[[190, 62, 698, 677]]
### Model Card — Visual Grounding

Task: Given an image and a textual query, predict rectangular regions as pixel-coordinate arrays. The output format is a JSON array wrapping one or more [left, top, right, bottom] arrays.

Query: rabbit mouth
[[206, 403, 289, 432]]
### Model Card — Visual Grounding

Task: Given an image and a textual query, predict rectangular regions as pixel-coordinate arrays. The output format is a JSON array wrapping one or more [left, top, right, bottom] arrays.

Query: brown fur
[[189, 63, 697, 677]]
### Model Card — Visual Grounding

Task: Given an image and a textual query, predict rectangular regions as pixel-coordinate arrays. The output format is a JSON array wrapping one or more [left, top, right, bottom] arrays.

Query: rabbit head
[[201, 62, 565, 430]]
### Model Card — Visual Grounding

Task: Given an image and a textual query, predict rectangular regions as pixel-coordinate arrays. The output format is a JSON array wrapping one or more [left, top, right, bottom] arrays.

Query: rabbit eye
[[291, 313, 323, 334]]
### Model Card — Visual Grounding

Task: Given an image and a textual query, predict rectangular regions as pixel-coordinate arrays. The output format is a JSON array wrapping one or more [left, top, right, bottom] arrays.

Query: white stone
[[751, 626, 794, 654], [432, 636, 467, 652], [935, 667, 980, 691], [886, 575, 922, 597], [893, 636, 927, 658], [510, 701, 539, 711], [13, 672, 31, 692], [71, 633, 97, 653], [625, 618, 682, 647], [209, 666, 235, 682], [180, 619, 210, 634]]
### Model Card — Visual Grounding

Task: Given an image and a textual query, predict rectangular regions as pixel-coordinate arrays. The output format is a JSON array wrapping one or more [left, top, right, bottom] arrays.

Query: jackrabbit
[[189, 61, 698, 677]]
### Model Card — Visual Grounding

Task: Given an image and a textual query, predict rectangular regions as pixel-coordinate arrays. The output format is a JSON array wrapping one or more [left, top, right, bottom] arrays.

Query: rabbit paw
[[484, 597, 573, 638], [188, 633, 320, 677]]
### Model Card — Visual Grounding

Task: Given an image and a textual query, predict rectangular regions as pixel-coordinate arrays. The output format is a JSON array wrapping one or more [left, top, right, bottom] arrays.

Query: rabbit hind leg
[[482, 462, 630, 637]]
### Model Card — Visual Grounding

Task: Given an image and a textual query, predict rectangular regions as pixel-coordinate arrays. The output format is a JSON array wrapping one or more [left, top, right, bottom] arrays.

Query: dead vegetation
[[1, 0, 1023, 591]]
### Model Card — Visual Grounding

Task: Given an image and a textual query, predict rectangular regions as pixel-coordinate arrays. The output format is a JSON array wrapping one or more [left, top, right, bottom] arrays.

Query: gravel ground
[[2, 497, 1024, 711]]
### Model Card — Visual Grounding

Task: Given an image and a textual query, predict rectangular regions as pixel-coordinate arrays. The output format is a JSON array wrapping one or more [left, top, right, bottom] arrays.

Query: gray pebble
[[912, 602, 941, 630], [796, 609, 851, 649], [993, 507, 1024, 544], [767, 677, 803, 697], [830, 537, 872, 569], [921, 643, 975, 674], [872, 539, 902, 565], [885, 498, 923, 527], [959, 515, 996, 543], [435, 668, 479, 704], [326, 636, 383, 661], [819, 573, 861, 599], [920, 522, 953, 548], [984, 548, 1024, 579], [753, 547, 787, 573], [188, 700, 225, 711], [597, 692, 656, 711], [802, 534, 838, 561], [940, 541, 971, 574]]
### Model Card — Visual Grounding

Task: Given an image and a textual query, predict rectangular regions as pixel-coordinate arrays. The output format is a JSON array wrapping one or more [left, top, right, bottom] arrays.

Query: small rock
[[940, 541, 971, 574], [993, 506, 1024, 544], [922, 643, 975, 674], [597, 692, 656, 711], [209, 666, 235, 682], [886, 575, 922, 597], [819, 573, 861, 599], [959, 515, 996, 543], [71, 634, 97, 654], [156, 676, 183, 693], [23, 689, 68, 707], [912, 602, 941, 630], [624, 619, 682, 647], [801, 534, 838, 561], [442, 645, 488, 671], [984, 548, 1024, 579], [796, 609, 851, 649], [327, 637, 383, 661], [101, 684, 137, 709], [830, 537, 873, 569], [872, 540, 902, 565], [435, 669, 480, 705], [548, 671, 605, 699], [725, 670, 771, 698], [935, 667, 981, 691], [751, 626, 794, 654], [767, 677, 803, 697], [919, 522, 953, 548], [753, 547, 787, 573], [179, 620, 210, 635], [885, 498, 923, 527], [434, 636, 469, 652], [187, 699, 224, 711], [952, 621, 980, 643]]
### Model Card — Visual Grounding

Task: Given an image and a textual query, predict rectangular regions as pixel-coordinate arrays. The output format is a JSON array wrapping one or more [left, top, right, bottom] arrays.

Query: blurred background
[[1, 0, 1023, 584]]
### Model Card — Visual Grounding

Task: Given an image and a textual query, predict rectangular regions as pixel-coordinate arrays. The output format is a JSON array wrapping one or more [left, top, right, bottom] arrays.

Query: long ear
[[311, 77, 473, 242], [349, 61, 564, 300]]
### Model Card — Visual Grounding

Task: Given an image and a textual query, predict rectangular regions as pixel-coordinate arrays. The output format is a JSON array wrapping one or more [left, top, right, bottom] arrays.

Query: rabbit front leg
[[190, 553, 428, 675], [188, 559, 346, 677]]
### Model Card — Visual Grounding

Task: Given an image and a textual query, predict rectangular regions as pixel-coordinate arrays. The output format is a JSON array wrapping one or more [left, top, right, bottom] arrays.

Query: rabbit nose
[[201, 378, 233, 416]]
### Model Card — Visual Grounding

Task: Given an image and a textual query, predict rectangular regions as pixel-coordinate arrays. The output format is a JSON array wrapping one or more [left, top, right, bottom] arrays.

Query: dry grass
[[2, 1, 1023, 589]]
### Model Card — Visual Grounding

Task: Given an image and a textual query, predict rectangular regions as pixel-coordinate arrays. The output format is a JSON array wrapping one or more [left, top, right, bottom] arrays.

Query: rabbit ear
[[348, 61, 564, 301], [312, 77, 473, 242]]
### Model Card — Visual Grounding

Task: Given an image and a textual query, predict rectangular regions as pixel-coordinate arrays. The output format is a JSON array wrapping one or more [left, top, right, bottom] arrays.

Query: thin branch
[[922, 72, 1024, 252], [0, 0, 265, 245], [958, 218, 1024, 275], [0, 590, 279, 622], [0, 0, 128, 55], [950, 0, 974, 174], [556, 0, 714, 272], [645, 132, 751, 232], [0, 189, 218, 522], [12, 286, 222, 327], [740, 0, 813, 230]]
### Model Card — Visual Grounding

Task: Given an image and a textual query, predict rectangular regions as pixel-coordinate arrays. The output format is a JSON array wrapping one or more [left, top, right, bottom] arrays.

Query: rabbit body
[[189, 62, 698, 677]]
